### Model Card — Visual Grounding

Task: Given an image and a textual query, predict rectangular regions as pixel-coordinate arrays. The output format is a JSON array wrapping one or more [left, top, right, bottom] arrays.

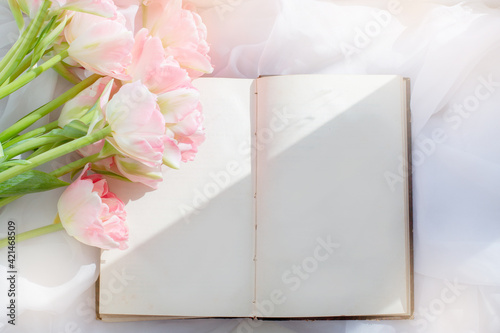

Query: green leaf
[[31, 15, 56, 52], [0, 142, 3, 158], [31, 16, 67, 66], [45, 120, 89, 139], [0, 170, 68, 197], [30, 17, 56, 66]]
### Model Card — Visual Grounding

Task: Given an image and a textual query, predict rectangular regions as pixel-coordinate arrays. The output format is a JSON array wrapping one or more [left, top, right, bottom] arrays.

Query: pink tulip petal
[[143, 57, 191, 95], [114, 155, 163, 188], [66, 13, 134, 80], [168, 103, 203, 137], [105, 81, 166, 167], [162, 136, 182, 169], [178, 129, 205, 162], [58, 164, 128, 250], [128, 29, 191, 94], [158, 86, 200, 123], [139, 0, 213, 78], [58, 77, 113, 128], [78, 139, 105, 157]]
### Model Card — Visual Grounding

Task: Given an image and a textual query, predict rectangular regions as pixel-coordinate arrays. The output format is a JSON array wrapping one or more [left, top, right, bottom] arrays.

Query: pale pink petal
[[142, 57, 191, 95], [101, 216, 128, 250], [128, 29, 163, 80], [116, 4, 139, 32], [65, 11, 127, 42], [58, 77, 113, 128], [128, 29, 190, 94], [167, 46, 213, 79], [178, 127, 205, 162], [88, 175, 108, 197], [140, 0, 213, 78], [168, 103, 203, 137], [158, 86, 200, 123], [91, 156, 162, 188], [105, 81, 166, 167], [164, 9, 213, 76], [66, 13, 134, 80], [165, 102, 205, 163], [57, 164, 128, 250], [78, 139, 105, 157], [114, 155, 163, 188], [58, 178, 107, 244], [114, 0, 140, 7], [91, 156, 116, 172], [162, 136, 182, 169]]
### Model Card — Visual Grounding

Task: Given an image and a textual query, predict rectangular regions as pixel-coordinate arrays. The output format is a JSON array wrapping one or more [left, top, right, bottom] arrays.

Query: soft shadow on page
[[99, 78, 257, 319], [254, 75, 410, 318]]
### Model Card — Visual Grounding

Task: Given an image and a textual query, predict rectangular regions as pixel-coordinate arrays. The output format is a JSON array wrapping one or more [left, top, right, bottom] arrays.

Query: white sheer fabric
[[1, 0, 500, 332]]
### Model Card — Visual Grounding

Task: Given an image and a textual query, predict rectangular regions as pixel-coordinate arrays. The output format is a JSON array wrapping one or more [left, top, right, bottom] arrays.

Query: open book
[[97, 74, 413, 321]]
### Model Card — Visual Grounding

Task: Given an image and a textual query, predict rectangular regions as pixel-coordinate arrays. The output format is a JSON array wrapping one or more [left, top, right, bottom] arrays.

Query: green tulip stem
[[0, 49, 69, 99], [50, 153, 101, 178], [2, 135, 62, 161], [0, 223, 64, 248], [0, 74, 101, 143], [0, 153, 103, 209], [0, 126, 111, 184], [0, 0, 50, 86], [2, 121, 59, 149]]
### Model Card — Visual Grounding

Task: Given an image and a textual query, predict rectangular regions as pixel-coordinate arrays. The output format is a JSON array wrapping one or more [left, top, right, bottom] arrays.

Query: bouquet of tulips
[[0, 0, 213, 249]]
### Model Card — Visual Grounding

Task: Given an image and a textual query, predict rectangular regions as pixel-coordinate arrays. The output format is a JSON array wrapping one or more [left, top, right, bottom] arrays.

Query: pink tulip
[[153, 81, 203, 165], [105, 81, 166, 168], [154, 85, 205, 165], [57, 164, 128, 250], [65, 12, 134, 80], [139, 0, 213, 78], [128, 28, 191, 94]]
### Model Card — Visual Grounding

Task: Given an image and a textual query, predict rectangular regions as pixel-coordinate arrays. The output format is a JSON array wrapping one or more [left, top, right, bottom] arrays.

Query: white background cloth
[[1, 0, 500, 332]]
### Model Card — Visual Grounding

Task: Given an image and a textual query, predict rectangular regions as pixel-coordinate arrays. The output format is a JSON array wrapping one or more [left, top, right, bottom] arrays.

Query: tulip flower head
[[57, 164, 128, 250], [65, 12, 134, 80]]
